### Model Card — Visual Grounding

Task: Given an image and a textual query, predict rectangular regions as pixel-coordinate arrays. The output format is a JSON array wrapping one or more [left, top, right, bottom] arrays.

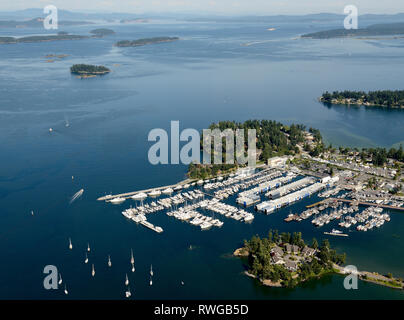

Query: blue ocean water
[[0, 19, 403, 299]]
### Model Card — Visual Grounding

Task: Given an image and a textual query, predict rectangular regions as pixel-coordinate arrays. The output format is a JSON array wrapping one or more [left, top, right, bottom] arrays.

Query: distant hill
[[302, 22, 404, 39], [0, 17, 93, 28]]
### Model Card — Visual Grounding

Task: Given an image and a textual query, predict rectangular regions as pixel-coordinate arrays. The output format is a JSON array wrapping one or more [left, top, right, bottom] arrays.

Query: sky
[[0, 0, 403, 15]]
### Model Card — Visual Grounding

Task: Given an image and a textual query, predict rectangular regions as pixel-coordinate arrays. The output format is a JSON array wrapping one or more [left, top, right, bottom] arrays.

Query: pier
[[308, 198, 404, 212], [97, 178, 196, 201]]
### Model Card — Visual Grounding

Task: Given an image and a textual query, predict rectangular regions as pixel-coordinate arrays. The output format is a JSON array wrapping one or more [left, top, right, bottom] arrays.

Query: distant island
[[90, 28, 115, 37], [320, 90, 404, 109], [70, 64, 111, 78], [0, 34, 88, 44], [302, 22, 404, 39], [235, 230, 403, 289], [0, 17, 93, 28], [115, 37, 179, 47], [234, 230, 345, 288]]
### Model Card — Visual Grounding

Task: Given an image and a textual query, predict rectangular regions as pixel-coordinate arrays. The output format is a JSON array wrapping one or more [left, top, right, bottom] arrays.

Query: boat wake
[[70, 189, 84, 204]]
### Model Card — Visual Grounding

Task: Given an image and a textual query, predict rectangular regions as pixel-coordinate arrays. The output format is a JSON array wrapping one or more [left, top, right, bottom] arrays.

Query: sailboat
[[87, 243, 91, 252], [108, 255, 112, 267], [58, 273, 63, 285], [84, 253, 88, 264], [125, 287, 131, 298], [64, 284, 68, 295], [68, 238, 72, 250], [150, 265, 153, 277], [91, 264, 95, 277], [130, 249, 135, 272], [149, 276, 153, 286], [31, 210, 34, 216], [125, 273, 129, 286]]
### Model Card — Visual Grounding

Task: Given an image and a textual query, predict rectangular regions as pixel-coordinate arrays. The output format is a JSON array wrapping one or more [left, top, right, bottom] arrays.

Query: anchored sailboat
[[64, 284, 68, 295], [125, 273, 129, 286], [87, 243, 90, 252], [108, 255, 112, 267], [150, 264, 153, 277], [58, 273, 63, 285], [91, 264, 95, 277], [125, 287, 131, 298], [149, 276, 153, 286], [130, 249, 135, 272], [84, 252, 88, 264], [68, 238, 72, 250]]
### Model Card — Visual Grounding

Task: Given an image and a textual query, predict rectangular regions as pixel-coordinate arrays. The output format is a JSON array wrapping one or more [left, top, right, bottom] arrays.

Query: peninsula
[[115, 37, 179, 47], [235, 230, 403, 289], [0, 34, 88, 44], [302, 22, 404, 39], [70, 64, 111, 78], [235, 230, 345, 288], [320, 90, 404, 109]]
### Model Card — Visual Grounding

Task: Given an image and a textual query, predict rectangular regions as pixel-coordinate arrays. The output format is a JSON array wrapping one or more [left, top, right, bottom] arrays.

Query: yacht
[[110, 197, 126, 205], [148, 190, 162, 197]]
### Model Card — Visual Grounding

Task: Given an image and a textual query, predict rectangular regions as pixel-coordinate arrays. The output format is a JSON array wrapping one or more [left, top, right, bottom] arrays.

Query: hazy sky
[[1, 0, 403, 15]]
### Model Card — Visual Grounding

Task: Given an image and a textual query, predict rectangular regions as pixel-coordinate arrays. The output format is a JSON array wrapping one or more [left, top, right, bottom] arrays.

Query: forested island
[[90, 28, 115, 37], [302, 22, 404, 39], [0, 34, 88, 44], [234, 230, 345, 288], [70, 64, 111, 78], [115, 37, 179, 47], [320, 90, 404, 109], [187, 120, 320, 179]]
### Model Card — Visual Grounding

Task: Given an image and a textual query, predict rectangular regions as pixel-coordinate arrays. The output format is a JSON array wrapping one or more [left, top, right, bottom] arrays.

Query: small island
[[235, 230, 403, 289], [115, 37, 179, 47], [90, 28, 116, 37], [235, 230, 345, 287], [320, 90, 404, 109], [70, 64, 111, 78]]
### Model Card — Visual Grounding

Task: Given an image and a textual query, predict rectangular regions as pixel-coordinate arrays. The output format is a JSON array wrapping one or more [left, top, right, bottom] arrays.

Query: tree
[[311, 238, 318, 250]]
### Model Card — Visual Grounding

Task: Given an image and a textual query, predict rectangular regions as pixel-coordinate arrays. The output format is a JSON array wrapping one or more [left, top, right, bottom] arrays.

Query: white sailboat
[[87, 243, 90, 252], [58, 273, 63, 285], [84, 252, 88, 264], [125, 273, 129, 286], [108, 255, 112, 267], [91, 264, 95, 277], [130, 249, 135, 272], [149, 277, 153, 286], [31, 210, 34, 216], [150, 264, 153, 277], [125, 287, 131, 298], [64, 284, 68, 295], [68, 238, 72, 250]]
